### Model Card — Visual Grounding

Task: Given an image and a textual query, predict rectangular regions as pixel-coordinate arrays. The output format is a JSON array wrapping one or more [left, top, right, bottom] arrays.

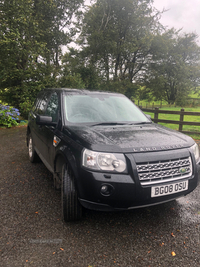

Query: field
[[142, 106, 200, 140]]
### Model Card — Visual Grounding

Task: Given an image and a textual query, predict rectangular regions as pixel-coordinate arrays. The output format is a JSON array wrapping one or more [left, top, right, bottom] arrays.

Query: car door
[[41, 91, 60, 169], [29, 91, 45, 153], [32, 91, 52, 164]]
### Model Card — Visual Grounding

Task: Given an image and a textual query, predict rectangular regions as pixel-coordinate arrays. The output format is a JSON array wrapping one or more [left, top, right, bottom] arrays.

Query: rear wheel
[[61, 163, 82, 222], [28, 133, 40, 163]]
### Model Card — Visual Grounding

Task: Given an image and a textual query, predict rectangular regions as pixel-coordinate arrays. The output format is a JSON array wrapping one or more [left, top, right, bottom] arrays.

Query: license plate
[[151, 180, 188, 198]]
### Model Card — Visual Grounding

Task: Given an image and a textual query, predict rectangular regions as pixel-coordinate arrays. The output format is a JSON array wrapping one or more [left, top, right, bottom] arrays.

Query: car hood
[[64, 123, 194, 153]]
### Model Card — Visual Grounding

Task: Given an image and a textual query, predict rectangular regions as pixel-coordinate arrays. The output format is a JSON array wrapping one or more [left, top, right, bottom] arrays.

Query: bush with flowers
[[0, 104, 21, 128]]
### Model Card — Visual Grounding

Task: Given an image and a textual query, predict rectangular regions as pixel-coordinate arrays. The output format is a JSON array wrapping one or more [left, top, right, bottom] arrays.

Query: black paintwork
[[27, 88, 200, 212], [65, 123, 194, 153]]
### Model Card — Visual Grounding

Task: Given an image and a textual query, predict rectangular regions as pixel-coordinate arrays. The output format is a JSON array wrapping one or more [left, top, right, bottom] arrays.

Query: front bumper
[[77, 149, 200, 212], [78, 171, 198, 211]]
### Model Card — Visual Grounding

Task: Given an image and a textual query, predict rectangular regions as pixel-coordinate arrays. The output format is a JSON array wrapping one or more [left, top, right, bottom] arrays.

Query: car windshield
[[64, 93, 150, 124]]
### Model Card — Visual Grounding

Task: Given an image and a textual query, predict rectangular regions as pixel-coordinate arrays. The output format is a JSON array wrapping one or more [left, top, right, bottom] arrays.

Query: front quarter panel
[[54, 131, 84, 192]]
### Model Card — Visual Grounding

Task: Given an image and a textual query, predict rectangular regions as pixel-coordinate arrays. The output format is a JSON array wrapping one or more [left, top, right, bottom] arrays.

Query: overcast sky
[[84, 0, 200, 43], [153, 0, 200, 43]]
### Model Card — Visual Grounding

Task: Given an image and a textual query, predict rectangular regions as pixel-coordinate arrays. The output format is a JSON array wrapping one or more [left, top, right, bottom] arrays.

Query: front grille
[[137, 157, 192, 185]]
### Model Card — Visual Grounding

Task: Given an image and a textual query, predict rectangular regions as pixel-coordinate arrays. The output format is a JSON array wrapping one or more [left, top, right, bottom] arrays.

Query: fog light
[[100, 184, 114, 196], [101, 185, 108, 193]]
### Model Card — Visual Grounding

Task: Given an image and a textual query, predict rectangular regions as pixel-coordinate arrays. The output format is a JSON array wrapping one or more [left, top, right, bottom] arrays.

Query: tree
[[61, 48, 101, 89], [0, 0, 83, 117], [0, 0, 44, 107], [146, 30, 200, 104], [78, 0, 162, 85]]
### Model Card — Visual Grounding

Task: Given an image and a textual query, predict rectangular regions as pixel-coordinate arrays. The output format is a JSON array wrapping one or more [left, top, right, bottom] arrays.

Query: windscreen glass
[[64, 94, 149, 124]]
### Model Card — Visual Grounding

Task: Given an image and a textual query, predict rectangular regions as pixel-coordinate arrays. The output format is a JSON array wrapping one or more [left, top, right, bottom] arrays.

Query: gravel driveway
[[1, 126, 200, 267]]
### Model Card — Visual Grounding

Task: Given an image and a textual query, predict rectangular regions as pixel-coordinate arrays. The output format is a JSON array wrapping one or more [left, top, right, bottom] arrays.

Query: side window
[[37, 93, 51, 115], [45, 93, 59, 122], [32, 92, 44, 113]]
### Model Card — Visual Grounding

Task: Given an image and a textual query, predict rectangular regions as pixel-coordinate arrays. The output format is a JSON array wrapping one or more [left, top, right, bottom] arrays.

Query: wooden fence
[[140, 107, 200, 135], [137, 98, 200, 109]]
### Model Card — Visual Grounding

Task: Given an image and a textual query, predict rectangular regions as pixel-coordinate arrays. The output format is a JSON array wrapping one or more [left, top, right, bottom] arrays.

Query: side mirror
[[36, 115, 57, 126], [146, 114, 152, 120]]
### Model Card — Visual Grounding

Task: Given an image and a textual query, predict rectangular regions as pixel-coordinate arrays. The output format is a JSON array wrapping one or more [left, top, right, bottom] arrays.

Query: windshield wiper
[[91, 122, 129, 126], [91, 121, 152, 126]]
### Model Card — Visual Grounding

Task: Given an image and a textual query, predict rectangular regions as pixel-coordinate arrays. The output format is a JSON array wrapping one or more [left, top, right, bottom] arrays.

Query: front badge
[[179, 167, 187, 174]]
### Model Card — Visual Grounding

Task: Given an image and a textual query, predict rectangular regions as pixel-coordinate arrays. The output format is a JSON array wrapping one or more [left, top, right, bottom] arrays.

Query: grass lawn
[[142, 106, 200, 140]]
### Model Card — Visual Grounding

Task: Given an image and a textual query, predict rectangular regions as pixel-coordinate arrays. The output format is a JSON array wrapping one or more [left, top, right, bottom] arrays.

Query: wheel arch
[[54, 147, 80, 190], [26, 126, 31, 146]]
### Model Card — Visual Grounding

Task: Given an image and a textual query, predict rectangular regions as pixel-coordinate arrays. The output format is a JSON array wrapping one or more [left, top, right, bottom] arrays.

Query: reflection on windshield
[[64, 94, 149, 124]]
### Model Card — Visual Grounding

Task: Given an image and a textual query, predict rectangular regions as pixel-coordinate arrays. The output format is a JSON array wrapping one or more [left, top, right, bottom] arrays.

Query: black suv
[[27, 88, 200, 221]]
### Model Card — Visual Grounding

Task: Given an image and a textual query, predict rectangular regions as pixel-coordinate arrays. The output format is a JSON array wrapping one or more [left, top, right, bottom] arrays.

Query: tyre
[[61, 163, 82, 222], [28, 133, 40, 163]]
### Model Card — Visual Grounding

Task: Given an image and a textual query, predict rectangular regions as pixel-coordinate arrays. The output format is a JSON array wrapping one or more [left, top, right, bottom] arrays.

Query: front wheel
[[61, 164, 82, 222]]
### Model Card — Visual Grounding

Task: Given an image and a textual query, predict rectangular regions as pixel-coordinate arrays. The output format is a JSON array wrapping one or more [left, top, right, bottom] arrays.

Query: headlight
[[191, 143, 200, 162], [82, 149, 127, 173]]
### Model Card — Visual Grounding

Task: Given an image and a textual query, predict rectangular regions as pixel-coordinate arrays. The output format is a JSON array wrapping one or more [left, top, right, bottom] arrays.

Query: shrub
[[0, 105, 20, 128], [19, 100, 33, 119]]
